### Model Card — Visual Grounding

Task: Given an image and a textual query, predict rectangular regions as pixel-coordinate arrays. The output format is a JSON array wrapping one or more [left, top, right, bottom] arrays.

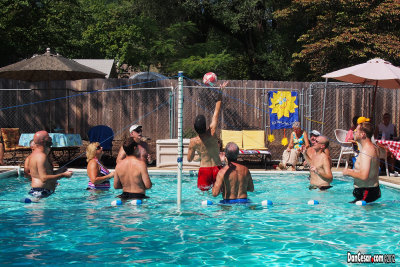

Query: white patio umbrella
[[320, 58, 400, 130]]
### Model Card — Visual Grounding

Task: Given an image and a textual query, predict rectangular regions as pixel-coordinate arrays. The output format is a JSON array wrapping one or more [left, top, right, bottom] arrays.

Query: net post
[[177, 71, 184, 206]]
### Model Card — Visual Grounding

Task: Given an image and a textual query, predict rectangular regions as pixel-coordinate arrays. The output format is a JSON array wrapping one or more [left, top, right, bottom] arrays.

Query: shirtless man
[[187, 81, 228, 191], [212, 142, 254, 204], [343, 122, 381, 203], [28, 131, 73, 198], [24, 139, 36, 179], [114, 138, 152, 200], [305, 130, 331, 160], [303, 135, 333, 190], [116, 124, 151, 165]]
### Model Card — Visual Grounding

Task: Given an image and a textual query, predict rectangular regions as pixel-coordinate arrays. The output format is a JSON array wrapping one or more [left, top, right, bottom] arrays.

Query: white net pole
[[177, 71, 183, 206]]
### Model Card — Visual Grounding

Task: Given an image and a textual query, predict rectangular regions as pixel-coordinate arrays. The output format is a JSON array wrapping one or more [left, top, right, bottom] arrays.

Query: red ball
[[203, 72, 218, 86]]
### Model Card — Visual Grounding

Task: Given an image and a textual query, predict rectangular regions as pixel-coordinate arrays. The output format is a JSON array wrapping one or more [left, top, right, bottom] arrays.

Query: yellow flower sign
[[269, 91, 298, 119]]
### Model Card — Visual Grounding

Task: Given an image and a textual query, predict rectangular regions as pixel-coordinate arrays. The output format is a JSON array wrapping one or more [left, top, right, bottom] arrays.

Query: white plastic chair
[[334, 129, 356, 169]]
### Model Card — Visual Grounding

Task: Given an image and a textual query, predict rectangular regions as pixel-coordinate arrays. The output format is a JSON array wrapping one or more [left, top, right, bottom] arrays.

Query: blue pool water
[[0, 171, 399, 265]]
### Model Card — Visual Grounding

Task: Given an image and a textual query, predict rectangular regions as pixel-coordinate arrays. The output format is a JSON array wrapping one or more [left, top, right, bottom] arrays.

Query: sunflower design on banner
[[268, 91, 298, 130]]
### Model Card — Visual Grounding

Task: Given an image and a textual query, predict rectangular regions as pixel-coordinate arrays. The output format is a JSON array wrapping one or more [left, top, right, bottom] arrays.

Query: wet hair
[[352, 116, 359, 126], [194, 115, 207, 134], [225, 142, 239, 161], [123, 138, 139, 157], [359, 122, 374, 139], [86, 142, 100, 162]]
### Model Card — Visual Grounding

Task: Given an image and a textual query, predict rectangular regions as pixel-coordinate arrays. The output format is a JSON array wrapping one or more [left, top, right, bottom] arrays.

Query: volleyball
[[203, 72, 217, 86]]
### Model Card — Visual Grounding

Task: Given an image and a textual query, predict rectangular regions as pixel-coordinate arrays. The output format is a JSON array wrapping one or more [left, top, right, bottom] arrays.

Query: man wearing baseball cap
[[116, 124, 151, 165]]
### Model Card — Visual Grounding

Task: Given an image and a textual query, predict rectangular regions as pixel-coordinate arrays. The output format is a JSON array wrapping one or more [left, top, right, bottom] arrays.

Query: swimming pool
[[1, 171, 398, 265]]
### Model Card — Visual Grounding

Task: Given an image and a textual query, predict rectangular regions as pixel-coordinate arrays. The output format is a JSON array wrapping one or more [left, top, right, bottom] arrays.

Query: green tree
[[274, 0, 400, 80], [0, 0, 85, 66]]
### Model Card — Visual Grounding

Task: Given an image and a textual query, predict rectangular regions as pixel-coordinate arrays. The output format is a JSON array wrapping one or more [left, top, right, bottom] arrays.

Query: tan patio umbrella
[[0, 48, 106, 81], [321, 58, 400, 127]]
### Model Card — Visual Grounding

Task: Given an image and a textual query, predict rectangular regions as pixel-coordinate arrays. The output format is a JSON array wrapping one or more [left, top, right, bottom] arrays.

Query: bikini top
[[292, 131, 305, 149]]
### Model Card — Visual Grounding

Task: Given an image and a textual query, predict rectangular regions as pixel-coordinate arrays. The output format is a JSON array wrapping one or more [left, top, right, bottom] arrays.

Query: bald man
[[303, 135, 333, 190], [212, 142, 254, 204], [28, 131, 73, 198]]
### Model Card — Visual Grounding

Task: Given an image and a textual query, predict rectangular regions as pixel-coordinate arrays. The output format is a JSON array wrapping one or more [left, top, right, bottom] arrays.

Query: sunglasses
[[96, 146, 102, 150]]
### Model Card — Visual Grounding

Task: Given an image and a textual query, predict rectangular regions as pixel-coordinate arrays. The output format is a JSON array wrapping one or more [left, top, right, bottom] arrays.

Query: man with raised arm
[[343, 122, 381, 203], [187, 81, 228, 191], [212, 142, 254, 203], [303, 135, 333, 190], [28, 131, 73, 198], [116, 124, 151, 165], [114, 138, 152, 200]]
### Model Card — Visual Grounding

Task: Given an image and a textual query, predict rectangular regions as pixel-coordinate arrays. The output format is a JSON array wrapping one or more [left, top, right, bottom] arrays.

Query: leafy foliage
[[1, 0, 400, 81]]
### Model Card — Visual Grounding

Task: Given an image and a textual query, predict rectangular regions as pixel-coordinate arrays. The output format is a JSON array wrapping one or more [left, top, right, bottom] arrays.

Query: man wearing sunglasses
[[116, 124, 151, 165], [303, 135, 333, 190], [28, 130, 73, 198]]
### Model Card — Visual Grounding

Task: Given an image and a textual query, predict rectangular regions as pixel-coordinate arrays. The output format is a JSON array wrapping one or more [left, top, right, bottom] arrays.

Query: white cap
[[129, 124, 142, 133], [310, 130, 321, 136]]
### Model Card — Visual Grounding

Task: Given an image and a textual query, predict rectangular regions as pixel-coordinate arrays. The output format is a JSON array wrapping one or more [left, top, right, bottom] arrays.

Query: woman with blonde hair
[[86, 142, 114, 190]]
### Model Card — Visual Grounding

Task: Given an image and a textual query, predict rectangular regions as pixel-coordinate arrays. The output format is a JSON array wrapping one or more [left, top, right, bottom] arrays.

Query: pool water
[[1, 172, 399, 265]]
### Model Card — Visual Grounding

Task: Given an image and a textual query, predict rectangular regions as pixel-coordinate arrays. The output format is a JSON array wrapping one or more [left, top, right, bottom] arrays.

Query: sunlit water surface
[[0, 172, 399, 265]]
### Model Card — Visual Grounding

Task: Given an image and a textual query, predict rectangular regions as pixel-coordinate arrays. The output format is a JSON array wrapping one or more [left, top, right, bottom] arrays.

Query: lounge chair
[[221, 129, 271, 169], [0, 128, 31, 164]]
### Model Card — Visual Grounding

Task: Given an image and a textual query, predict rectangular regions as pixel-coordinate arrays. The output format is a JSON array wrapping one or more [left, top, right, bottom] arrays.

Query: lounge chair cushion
[[242, 130, 267, 150], [221, 130, 243, 149]]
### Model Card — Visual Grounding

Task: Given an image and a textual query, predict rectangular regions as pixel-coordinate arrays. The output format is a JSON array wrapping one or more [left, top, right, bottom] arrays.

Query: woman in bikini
[[86, 142, 114, 190]]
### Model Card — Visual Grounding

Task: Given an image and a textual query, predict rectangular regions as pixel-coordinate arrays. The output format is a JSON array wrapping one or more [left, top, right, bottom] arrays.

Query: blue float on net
[[130, 199, 142, 205], [356, 200, 367, 206], [20, 198, 32, 203], [261, 200, 273, 206], [307, 199, 319, 205], [201, 200, 213, 206], [111, 199, 122, 206]]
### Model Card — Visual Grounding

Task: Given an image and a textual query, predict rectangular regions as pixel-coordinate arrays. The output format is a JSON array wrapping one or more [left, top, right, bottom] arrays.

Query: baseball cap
[[129, 124, 142, 133], [309, 130, 321, 137]]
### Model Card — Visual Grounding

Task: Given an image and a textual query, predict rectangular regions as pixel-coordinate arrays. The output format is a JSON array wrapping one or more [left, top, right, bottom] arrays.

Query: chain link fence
[[1, 78, 399, 166]]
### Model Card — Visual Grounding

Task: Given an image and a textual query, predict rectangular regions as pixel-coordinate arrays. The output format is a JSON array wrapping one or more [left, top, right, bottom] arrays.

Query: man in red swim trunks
[[187, 81, 228, 191]]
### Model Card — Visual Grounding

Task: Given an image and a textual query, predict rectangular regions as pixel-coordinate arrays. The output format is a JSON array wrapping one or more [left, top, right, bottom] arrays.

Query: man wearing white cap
[[116, 124, 151, 165]]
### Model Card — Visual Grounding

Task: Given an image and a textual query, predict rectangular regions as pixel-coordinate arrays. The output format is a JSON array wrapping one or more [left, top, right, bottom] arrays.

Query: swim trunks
[[29, 188, 54, 198], [87, 159, 111, 190], [219, 198, 251, 204], [118, 192, 149, 200], [197, 165, 222, 191], [350, 186, 381, 203], [308, 185, 332, 191]]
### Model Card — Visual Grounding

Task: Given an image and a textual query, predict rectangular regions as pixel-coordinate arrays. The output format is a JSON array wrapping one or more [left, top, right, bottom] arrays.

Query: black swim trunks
[[29, 188, 54, 198], [118, 192, 149, 200], [308, 185, 332, 191], [350, 186, 381, 203]]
